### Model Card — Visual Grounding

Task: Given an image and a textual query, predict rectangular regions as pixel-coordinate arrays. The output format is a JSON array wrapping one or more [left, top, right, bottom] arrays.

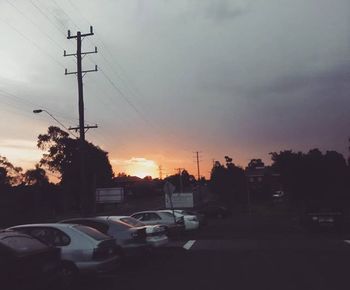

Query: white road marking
[[344, 240, 350, 245], [183, 240, 196, 250]]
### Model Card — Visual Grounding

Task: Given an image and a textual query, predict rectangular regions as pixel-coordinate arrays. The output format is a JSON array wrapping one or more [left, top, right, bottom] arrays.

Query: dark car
[[0, 230, 62, 290], [302, 206, 344, 232], [59, 217, 150, 258], [197, 202, 231, 219]]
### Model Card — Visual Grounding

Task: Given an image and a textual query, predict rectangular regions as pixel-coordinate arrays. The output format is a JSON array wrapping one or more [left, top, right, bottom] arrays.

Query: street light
[[33, 109, 78, 138]]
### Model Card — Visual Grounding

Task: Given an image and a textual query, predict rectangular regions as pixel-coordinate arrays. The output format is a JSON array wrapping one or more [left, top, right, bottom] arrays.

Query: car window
[[162, 212, 175, 218], [27, 227, 70, 247], [147, 213, 161, 220], [74, 225, 109, 241], [62, 219, 109, 234], [131, 213, 143, 220], [120, 217, 145, 227], [1, 236, 47, 253]]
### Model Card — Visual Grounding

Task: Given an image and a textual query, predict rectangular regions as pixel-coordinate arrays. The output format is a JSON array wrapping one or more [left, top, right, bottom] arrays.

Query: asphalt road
[[78, 213, 350, 290]]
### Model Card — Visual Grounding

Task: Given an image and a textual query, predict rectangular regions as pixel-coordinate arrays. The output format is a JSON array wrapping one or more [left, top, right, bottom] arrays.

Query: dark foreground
[[75, 211, 350, 290]]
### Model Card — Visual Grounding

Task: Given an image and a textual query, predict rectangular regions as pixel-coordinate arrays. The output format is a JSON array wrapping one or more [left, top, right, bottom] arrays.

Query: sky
[[0, 0, 349, 179]]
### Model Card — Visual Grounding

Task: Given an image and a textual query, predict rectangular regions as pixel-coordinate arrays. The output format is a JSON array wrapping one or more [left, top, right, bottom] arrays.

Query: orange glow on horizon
[[112, 157, 159, 178]]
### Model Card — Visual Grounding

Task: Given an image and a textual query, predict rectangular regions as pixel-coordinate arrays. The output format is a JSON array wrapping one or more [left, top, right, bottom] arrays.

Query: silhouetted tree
[[247, 158, 265, 169], [164, 169, 195, 192], [210, 157, 246, 207], [37, 126, 114, 209], [270, 149, 350, 209], [0, 156, 23, 187], [23, 164, 49, 187]]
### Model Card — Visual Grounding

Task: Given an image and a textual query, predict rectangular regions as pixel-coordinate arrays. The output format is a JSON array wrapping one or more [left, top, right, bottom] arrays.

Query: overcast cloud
[[0, 0, 349, 176]]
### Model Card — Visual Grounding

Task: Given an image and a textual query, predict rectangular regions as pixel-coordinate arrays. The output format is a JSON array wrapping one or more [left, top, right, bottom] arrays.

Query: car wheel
[[60, 262, 78, 290]]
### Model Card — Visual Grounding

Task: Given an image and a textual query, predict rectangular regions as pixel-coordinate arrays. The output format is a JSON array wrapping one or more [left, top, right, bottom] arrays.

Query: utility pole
[[64, 26, 98, 215], [195, 151, 201, 181], [194, 151, 202, 202]]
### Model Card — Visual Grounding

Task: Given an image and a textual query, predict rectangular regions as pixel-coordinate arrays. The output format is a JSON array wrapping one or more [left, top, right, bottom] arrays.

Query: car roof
[[131, 211, 159, 215], [0, 229, 32, 239], [10, 223, 78, 230], [101, 216, 130, 220], [60, 217, 109, 224]]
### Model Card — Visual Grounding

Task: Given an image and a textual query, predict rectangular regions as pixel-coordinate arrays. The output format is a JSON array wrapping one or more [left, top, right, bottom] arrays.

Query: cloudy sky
[[0, 0, 349, 178]]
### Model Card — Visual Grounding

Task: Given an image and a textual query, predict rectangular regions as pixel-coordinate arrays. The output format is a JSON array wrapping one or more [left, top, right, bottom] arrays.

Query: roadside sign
[[163, 181, 177, 223], [165, 192, 194, 208], [96, 187, 124, 204]]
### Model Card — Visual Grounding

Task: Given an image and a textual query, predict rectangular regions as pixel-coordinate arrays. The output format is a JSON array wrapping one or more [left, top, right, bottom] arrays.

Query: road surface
[[78, 212, 350, 290]]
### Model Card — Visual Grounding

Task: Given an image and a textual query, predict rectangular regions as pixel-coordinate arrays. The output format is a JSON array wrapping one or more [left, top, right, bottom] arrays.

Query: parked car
[[131, 211, 185, 235], [157, 209, 199, 230], [174, 209, 207, 227], [59, 217, 150, 257], [302, 207, 344, 232], [197, 202, 231, 219], [9, 223, 120, 287], [107, 216, 168, 248], [0, 230, 62, 290]]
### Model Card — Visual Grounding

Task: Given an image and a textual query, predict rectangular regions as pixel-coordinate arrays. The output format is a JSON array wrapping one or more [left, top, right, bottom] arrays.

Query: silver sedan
[[131, 211, 185, 235], [9, 223, 121, 286]]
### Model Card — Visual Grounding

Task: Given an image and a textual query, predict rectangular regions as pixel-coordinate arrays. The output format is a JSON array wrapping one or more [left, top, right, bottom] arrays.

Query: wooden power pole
[[64, 26, 98, 215]]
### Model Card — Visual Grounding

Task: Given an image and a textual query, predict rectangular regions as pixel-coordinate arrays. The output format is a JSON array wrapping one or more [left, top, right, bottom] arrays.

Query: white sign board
[[165, 192, 194, 208], [96, 187, 124, 204]]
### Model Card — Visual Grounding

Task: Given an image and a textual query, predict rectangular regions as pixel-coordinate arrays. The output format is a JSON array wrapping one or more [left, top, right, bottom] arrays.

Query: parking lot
[[76, 213, 350, 290]]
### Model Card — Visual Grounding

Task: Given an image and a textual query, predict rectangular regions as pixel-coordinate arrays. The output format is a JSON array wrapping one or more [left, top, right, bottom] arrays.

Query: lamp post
[[33, 109, 77, 138]]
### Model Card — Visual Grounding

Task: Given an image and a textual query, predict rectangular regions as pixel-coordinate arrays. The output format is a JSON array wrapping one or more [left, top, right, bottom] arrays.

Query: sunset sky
[[0, 0, 349, 179]]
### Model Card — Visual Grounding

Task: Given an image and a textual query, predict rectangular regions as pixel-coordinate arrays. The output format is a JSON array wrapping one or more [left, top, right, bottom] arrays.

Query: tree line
[[1, 125, 350, 225], [210, 150, 350, 211]]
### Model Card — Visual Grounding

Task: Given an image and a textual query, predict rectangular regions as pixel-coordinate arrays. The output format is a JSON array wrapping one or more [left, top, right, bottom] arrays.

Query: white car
[[157, 210, 199, 231], [9, 223, 120, 285], [131, 211, 185, 236], [105, 216, 169, 248]]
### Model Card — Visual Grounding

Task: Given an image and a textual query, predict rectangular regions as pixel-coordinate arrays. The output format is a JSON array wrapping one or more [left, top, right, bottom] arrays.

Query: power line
[[50, 1, 187, 150], [5, 0, 66, 51], [0, 88, 84, 124], [0, 17, 65, 69], [29, 0, 68, 37], [51, 0, 80, 31]]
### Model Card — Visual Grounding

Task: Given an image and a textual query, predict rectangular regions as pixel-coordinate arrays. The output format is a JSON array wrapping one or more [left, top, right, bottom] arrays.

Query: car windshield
[[119, 217, 145, 227], [74, 225, 109, 241], [162, 212, 176, 218]]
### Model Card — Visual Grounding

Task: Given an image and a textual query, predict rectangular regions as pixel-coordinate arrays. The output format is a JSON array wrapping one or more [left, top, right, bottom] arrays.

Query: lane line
[[183, 240, 196, 250]]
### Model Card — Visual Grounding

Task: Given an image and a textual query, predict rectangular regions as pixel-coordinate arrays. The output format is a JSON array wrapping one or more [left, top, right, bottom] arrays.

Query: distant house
[[245, 165, 282, 199]]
